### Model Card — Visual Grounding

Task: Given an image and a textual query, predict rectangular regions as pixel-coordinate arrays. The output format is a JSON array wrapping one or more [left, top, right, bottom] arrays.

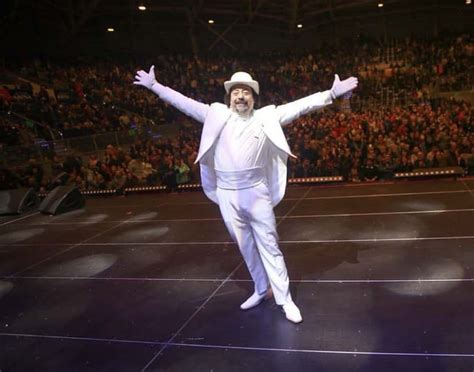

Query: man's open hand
[[133, 65, 157, 90], [330, 74, 358, 99]]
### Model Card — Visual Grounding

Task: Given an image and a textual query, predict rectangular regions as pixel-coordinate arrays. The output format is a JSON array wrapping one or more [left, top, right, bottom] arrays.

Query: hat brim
[[224, 80, 259, 95]]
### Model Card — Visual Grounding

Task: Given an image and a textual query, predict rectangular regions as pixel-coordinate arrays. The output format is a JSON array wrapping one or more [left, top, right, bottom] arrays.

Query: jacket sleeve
[[275, 90, 333, 127], [150, 83, 210, 124]]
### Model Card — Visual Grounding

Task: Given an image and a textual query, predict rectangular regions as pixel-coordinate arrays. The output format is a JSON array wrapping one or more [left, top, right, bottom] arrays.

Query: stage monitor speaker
[[0, 188, 39, 215], [39, 186, 85, 215]]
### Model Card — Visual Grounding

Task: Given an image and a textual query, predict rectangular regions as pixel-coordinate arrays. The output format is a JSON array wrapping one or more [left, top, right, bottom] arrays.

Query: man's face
[[229, 84, 254, 115]]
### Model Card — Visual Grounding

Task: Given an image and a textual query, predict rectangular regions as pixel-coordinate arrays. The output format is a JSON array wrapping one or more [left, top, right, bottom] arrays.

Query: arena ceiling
[[2, 0, 473, 55]]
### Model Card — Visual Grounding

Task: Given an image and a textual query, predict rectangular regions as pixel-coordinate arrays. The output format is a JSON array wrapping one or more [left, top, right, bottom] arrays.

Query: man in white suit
[[134, 67, 357, 323]]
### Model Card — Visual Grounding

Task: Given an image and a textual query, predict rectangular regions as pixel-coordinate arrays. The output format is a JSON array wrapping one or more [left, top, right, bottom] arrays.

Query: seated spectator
[[104, 144, 123, 167], [160, 156, 177, 192], [174, 157, 190, 185], [125, 154, 146, 184], [295, 158, 314, 178], [360, 159, 378, 182], [349, 162, 361, 182], [110, 167, 127, 192], [461, 147, 474, 175]]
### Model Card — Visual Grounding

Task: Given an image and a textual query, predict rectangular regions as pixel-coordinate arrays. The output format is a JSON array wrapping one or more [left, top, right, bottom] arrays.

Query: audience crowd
[[0, 33, 473, 191], [0, 97, 472, 192]]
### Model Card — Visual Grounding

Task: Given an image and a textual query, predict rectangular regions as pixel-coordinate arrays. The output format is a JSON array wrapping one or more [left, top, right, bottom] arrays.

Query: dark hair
[[224, 88, 260, 108]]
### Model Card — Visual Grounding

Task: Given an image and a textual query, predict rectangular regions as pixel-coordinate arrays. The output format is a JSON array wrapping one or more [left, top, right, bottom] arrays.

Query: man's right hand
[[133, 65, 157, 90], [330, 74, 358, 99]]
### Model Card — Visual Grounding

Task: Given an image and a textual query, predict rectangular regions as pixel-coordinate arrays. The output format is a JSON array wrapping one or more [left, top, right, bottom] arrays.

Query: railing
[[1, 122, 179, 168], [0, 110, 62, 141]]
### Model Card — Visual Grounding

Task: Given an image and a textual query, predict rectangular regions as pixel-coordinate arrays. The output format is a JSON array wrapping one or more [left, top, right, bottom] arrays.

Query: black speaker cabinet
[[0, 188, 39, 215], [39, 186, 85, 215]]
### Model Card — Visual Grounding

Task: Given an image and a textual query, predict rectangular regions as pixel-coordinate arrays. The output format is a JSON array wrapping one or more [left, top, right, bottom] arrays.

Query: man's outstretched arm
[[276, 74, 358, 126], [134, 65, 210, 124]]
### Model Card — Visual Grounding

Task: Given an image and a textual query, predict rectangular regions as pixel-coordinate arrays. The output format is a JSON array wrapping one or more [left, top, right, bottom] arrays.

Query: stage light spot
[[84, 214, 108, 223], [0, 281, 14, 299], [0, 228, 45, 243], [385, 258, 464, 296], [43, 254, 117, 277], [129, 211, 159, 221], [112, 226, 169, 242], [398, 198, 445, 212], [52, 209, 86, 220]]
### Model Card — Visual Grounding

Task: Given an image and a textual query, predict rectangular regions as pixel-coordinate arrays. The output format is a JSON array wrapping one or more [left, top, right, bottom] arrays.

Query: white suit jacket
[[151, 84, 333, 206]]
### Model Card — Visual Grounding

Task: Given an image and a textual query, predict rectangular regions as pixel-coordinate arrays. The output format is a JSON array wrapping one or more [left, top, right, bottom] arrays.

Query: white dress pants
[[216, 182, 292, 305]]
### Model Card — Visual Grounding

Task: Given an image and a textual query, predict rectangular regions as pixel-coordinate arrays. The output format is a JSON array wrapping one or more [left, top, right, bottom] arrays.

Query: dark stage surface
[[0, 179, 473, 372]]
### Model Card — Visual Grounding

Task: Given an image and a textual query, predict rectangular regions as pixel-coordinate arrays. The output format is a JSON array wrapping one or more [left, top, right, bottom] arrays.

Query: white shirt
[[214, 111, 270, 171]]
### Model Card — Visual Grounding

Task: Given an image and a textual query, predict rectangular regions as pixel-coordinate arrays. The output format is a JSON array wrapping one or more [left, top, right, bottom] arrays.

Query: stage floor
[[1, 178, 473, 371]]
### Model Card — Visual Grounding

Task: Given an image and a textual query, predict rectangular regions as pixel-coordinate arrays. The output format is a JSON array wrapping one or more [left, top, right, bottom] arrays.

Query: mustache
[[234, 99, 248, 104]]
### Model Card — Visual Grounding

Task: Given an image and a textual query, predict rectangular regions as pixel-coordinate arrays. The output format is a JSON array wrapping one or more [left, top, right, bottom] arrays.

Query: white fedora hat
[[224, 71, 259, 95]]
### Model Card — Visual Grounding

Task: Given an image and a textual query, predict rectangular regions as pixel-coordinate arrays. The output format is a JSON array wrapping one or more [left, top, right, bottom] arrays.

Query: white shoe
[[282, 301, 303, 323], [240, 291, 267, 310]]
